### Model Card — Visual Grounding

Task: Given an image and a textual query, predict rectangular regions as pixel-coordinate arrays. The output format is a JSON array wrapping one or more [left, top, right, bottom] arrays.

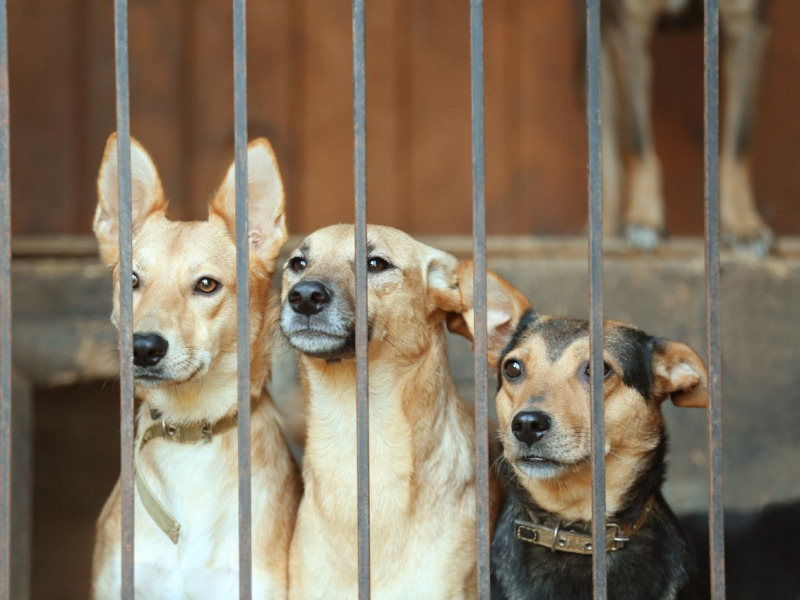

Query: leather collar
[[514, 495, 655, 555], [135, 408, 242, 544]]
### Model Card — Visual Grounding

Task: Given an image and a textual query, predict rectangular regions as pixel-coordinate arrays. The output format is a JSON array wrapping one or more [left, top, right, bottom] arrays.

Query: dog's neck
[[297, 327, 472, 524], [300, 330, 459, 426], [510, 439, 666, 525]]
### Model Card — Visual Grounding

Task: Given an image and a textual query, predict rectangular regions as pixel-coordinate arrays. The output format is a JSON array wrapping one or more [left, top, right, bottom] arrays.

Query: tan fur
[[280, 225, 498, 600], [600, 0, 773, 253], [455, 263, 707, 523], [90, 134, 300, 598]]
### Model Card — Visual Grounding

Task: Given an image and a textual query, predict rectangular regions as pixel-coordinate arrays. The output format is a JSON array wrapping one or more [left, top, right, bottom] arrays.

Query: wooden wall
[[8, 0, 800, 238]]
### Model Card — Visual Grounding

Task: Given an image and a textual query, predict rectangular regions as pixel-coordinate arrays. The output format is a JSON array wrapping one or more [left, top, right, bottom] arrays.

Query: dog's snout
[[511, 411, 551, 446], [133, 333, 169, 367], [288, 280, 332, 317]]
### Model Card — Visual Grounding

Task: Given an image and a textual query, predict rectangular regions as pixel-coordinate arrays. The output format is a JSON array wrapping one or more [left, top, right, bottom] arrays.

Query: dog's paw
[[723, 226, 775, 260], [624, 224, 662, 252]]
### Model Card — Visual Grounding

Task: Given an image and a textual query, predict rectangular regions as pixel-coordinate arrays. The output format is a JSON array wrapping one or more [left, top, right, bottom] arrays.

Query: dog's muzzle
[[281, 279, 357, 359]]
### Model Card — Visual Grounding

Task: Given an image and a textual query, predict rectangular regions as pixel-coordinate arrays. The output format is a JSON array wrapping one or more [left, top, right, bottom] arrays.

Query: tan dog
[[91, 134, 300, 598], [451, 264, 707, 598], [279, 224, 497, 599], [582, 0, 773, 256]]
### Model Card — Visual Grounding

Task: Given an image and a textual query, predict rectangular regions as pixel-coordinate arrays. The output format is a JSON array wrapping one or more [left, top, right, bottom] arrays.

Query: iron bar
[[113, 0, 135, 596], [469, 1, 491, 598], [233, 0, 253, 597], [0, 0, 11, 597], [586, 0, 607, 597], [352, 0, 370, 598], [703, 1, 726, 598]]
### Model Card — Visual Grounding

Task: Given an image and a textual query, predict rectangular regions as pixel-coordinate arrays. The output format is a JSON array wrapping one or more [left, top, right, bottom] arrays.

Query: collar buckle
[[160, 418, 183, 442], [607, 523, 630, 551]]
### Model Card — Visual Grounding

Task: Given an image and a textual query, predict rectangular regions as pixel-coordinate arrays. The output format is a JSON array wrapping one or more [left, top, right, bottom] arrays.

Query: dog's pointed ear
[[210, 138, 287, 263], [94, 133, 167, 266], [445, 261, 532, 371], [652, 339, 708, 408]]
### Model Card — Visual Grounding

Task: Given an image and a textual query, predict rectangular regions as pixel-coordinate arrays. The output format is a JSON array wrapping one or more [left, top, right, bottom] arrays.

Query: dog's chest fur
[[93, 402, 295, 599], [291, 358, 478, 599], [490, 488, 698, 600]]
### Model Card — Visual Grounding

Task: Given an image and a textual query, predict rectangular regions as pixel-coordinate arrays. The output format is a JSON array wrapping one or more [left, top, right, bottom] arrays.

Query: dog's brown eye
[[503, 359, 523, 380], [584, 361, 614, 379], [132, 273, 139, 289], [289, 257, 307, 272], [367, 257, 391, 272], [195, 277, 220, 294]]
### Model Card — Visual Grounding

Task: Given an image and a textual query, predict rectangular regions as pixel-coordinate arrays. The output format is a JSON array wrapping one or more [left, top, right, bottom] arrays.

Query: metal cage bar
[[703, 1, 726, 598], [233, 0, 254, 596], [0, 0, 11, 597], [468, 1, 491, 598], [112, 0, 136, 596], [352, 1, 371, 598], [586, 0, 608, 596]]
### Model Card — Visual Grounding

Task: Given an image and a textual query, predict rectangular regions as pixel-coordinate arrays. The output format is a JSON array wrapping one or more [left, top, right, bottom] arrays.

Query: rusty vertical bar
[[352, 0, 370, 598], [469, 0, 490, 598], [113, 0, 135, 596], [0, 0, 11, 598], [704, 1, 726, 598], [586, 0, 607, 596], [233, 0, 253, 597]]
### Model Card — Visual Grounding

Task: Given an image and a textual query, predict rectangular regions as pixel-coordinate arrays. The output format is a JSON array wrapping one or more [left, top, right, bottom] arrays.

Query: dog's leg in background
[[601, 42, 624, 236], [605, 1, 665, 250], [574, 0, 624, 236], [720, 0, 773, 257]]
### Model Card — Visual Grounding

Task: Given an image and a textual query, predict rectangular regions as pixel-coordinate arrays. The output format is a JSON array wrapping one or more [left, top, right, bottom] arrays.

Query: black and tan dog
[[576, 0, 772, 256], [450, 264, 707, 599]]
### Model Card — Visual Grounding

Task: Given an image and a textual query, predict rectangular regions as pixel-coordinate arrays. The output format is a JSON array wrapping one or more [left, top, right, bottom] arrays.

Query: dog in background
[[280, 224, 499, 599], [91, 134, 300, 598], [577, 0, 772, 256], [450, 263, 706, 599]]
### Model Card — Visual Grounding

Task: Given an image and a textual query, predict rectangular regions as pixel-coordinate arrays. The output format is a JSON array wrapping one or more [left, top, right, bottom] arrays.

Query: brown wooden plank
[[3, 0, 800, 237]]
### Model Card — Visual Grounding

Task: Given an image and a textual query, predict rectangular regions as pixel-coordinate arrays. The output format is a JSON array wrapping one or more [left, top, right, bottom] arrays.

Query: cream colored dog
[[280, 224, 497, 599], [91, 134, 300, 598]]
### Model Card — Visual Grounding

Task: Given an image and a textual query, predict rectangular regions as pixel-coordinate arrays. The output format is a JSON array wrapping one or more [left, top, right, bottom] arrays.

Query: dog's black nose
[[511, 411, 551, 446], [288, 280, 332, 316], [133, 333, 169, 367]]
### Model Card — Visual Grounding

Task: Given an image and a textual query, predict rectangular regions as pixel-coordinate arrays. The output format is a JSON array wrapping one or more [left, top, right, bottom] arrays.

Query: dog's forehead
[[505, 316, 589, 364], [132, 218, 235, 273], [512, 317, 650, 360], [297, 224, 423, 266]]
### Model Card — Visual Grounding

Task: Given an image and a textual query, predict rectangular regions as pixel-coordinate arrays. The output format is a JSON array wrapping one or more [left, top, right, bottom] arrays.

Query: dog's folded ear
[[652, 340, 708, 408], [445, 261, 531, 370], [210, 138, 288, 263], [94, 133, 167, 266]]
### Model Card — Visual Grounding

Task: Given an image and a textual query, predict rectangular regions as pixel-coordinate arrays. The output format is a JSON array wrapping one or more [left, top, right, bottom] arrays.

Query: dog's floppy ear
[[210, 138, 288, 263], [94, 133, 167, 266], [446, 261, 531, 370], [424, 246, 463, 313], [651, 339, 708, 408]]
